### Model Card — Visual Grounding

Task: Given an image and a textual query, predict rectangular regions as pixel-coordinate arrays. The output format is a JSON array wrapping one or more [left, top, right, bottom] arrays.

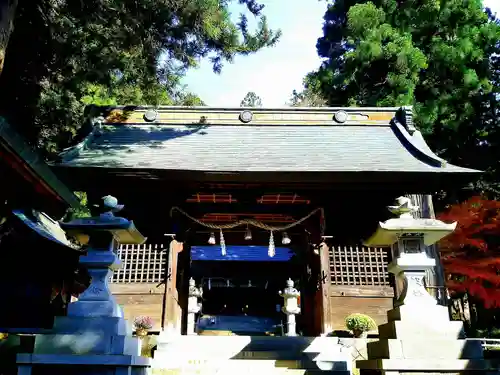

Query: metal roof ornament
[[143, 109, 158, 122], [333, 110, 348, 123], [239, 110, 253, 123], [333, 111, 348, 124]]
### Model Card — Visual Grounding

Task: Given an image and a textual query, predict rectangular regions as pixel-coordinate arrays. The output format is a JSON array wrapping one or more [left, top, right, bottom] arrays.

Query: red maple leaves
[[438, 196, 500, 308]]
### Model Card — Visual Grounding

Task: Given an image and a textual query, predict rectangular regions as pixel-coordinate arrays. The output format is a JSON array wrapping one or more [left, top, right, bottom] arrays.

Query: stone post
[[16, 195, 151, 375], [187, 278, 202, 335], [356, 196, 494, 374], [279, 278, 301, 336]]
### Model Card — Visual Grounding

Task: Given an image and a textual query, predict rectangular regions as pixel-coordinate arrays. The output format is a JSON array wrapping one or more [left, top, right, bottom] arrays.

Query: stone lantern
[[17, 195, 151, 375], [364, 196, 456, 308], [279, 278, 301, 336], [187, 278, 203, 335], [356, 196, 490, 374]]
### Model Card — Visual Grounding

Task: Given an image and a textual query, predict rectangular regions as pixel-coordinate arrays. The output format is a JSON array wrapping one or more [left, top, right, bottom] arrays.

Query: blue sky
[[182, 0, 500, 107]]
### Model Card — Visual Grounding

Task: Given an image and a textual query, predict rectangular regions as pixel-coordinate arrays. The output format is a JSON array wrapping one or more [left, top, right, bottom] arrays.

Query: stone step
[[156, 335, 345, 353], [232, 351, 313, 360], [153, 358, 351, 372], [151, 368, 349, 375], [153, 351, 352, 371], [154, 350, 309, 362], [377, 319, 465, 340], [154, 359, 305, 369], [386, 304, 450, 323], [153, 335, 353, 373], [155, 350, 310, 361], [367, 338, 484, 360], [34, 333, 140, 356]]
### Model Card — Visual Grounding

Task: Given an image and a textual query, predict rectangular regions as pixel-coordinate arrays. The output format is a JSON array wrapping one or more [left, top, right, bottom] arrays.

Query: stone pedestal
[[285, 314, 297, 337], [358, 197, 497, 374], [357, 303, 489, 374], [16, 197, 151, 375]]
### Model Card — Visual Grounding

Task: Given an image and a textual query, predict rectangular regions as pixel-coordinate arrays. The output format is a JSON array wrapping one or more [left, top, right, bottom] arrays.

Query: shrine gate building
[[51, 105, 478, 336]]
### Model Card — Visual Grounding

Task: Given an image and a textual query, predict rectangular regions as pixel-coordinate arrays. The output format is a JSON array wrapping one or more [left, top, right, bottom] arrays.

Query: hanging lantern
[[220, 229, 226, 256], [244, 225, 252, 241], [281, 231, 291, 245], [268, 231, 275, 258], [208, 232, 216, 245]]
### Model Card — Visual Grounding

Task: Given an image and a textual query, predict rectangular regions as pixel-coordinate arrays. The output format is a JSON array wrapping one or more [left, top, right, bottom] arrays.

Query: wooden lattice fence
[[329, 245, 390, 286], [112, 244, 167, 283]]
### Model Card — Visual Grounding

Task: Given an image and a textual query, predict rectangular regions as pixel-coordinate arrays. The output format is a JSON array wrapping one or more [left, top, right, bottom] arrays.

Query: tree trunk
[[0, 0, 18, 75]]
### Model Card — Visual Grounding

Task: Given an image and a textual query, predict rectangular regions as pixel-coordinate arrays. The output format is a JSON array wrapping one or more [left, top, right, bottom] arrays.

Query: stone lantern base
[[356, 303, 497, 374], [16, 315, 151, 375]]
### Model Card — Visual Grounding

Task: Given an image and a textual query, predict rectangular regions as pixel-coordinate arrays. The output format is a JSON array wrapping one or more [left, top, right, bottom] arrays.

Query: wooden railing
[[329, 245, 390, 286], [112, 244, 167, 283]]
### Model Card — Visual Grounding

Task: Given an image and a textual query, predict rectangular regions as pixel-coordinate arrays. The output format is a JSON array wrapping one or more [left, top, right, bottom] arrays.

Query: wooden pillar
[[162, 239, 183, 334], [319, 242, 333, 334], [178, 240, 191, 335], [300, 233, 316, 336]]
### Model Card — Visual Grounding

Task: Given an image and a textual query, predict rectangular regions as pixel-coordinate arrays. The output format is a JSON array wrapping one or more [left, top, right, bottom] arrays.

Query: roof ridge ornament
[[397, 106, 416, 135], [333, 110, 348, 123], [239, 110, 253, 123], [144, 109, 158, 122]]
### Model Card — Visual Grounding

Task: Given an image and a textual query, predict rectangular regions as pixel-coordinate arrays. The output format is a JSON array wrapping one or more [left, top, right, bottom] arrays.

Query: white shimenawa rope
[[169, 206, 325, 233]]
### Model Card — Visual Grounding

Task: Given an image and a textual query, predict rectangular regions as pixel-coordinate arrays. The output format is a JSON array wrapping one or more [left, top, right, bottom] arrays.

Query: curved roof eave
[[391, 118, 481, 174], [0, 117, 81, 209]]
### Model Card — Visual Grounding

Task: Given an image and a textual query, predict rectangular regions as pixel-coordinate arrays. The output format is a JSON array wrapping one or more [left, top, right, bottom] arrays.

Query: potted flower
[[345, 313, 377, 338], [134, 316, 153, 338]]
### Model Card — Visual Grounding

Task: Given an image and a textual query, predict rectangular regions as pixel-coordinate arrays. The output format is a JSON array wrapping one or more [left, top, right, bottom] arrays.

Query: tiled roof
[[0, 117, 80, 208], [55, 106, 479, 174], [12, 210, 81, 250]]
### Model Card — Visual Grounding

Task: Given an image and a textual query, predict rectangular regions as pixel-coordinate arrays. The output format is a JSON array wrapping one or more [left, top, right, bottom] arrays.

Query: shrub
[[345, 313, 377, 334]]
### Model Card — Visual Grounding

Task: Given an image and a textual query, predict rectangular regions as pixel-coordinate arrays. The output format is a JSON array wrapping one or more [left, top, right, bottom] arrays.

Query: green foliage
[[306, 0, 500, 190], [240, 91, 263, 107], [287, 87, 326, 107], [64, 192, 92, 221], [345, 313, 377, 332], [342, 2, 428, 107], [0, 0, 279, 157], [175, 92, 207, 107]]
